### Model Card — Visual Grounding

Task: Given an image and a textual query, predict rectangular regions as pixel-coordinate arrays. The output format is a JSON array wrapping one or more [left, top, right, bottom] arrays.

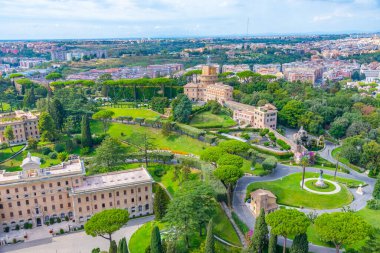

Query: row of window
[[2, 180, 79, 195]]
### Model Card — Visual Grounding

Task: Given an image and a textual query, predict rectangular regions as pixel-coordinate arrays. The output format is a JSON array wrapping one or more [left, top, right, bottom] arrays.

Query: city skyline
[[1, 0, 380, 40]]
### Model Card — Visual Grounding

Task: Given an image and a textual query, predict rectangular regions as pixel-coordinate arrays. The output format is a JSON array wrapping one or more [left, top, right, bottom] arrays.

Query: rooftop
[[250, 189, 277, 199], [71, 167, 153, 194]]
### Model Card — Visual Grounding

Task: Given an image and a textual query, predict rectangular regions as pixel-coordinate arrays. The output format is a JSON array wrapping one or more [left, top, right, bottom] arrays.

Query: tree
[[279, 100, 306, 128], [314, 212, 371, 253], [27, 137, 38, 150], [150, 226, 163, 253], [329, 117, 350, 139], [154, 185, 170, 220], [300, 156, 309, 189], [45, 72, 62, 81], [4, 126, 15, 152], [23, 87, 36, 108], [49, 98, 66, 132], [93, 137, 127, 170], [151, 97, 169, 114], [362, 140, 380, 175], [217, 154, 244, 169], [218, 140, 251, 155], [213, 165, 243, 207], [129, 133, 156, 167], [290, 233, 308, 253], [92, 110, 115, 133], [172, 94, 192, 123], [266, 209, 310, 253], [84, 209, 129, 247], [109, 240, 117, 253], [268, 234, 277, 253], [164, 181, 216, 248], [117, 237, 128, 253], [250, 208, 269, 253], [373, 178, 380, 199], [161, 121, 172, 137], [38, 112, 56, 141], [200, 147, 226, 163], [81, 115, 93, 148], [205, 219, 215, 253]]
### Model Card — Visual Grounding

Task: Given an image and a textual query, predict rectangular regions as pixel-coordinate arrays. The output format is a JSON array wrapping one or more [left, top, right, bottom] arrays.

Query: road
[[0, 216, 154, 253]]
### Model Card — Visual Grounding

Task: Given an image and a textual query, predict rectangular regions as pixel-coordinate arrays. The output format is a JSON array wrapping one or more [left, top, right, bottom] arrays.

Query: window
[[52, 205, 55, 210], [109, 193, 112, 198], [57, 182, 61, 187], [145, 204, 149, 210], [8, 203, 12, 208], [49, 183, 52, 187], [117, 200, 120, 205], [32, 186, 36, 190], [124, 199, 127, 204], [86, 197, 89, 202], [6, 189, 9, 194], [65, 181, 69, 186], [131, 198, 135, 203], [44, 207, 47, 212], [60, 204, 63, 209], [15, 188, 18, 193], [27, 209, 31, 214], [23, 187, 27, 192], [68, 203, 71, 208], [145, 187, 148, 192], [116, 191, 119, 197], [75, 179, 79, 184], [138, 188, 141, 193], [101, 194, 104, 199], [25, 200, 29, 205], [138, 197, 141, 201], [94, 204, 97, 210], [79, 207, 82, 212], [18, 211, 22, 216], [145, 195, 148, 200], [102, 203, 105, 208], [10, 212, 13, 218], [131, 189, 134, 194], [1, 214, 4, 219], [17, 201, 21, 206], [109, 202, 113, 207], [41, 184, 44, 189], [86, 206, 90, 211], [59, 195, 62, 200], [93, 195, 97, 201], [78, 198, 81, 203], [138, 205, 142, 212], [51, 196, 54, 201], [34, 199, 38, 204], [43, 197, 46, 203], [123, 190, 127, 195]]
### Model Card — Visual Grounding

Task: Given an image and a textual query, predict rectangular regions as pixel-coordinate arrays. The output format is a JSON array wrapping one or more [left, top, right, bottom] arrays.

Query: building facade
[[0, 154, 154, 231], [0, 111, 40, 144], [250, 189, 278, 218]]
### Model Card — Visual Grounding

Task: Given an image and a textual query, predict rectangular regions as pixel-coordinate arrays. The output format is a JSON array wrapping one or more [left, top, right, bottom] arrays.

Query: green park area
[[0, 102, 11, 112], [246, 172, 364, 209], [91, 121, 208, 155], [101, 106, 161, 119], [190, 111, 236, 128], [0, 145, 24, 162]]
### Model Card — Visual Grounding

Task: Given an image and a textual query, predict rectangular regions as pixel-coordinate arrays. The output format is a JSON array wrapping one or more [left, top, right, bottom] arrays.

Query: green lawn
[[246, 172, 361, 209], [0, 146, 62, 172], [92, 121, 208, 155], [100, 107, 161, 119], [0, 145, 24, 162], [189, 111, 236, 128], [331, 147, 364, 172], [241, 159, 268, 176], [357, 207, 380, 229], [129, 205, 241, 253]]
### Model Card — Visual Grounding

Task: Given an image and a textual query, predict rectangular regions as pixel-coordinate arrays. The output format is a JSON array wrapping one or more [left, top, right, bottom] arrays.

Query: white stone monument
[[356, 184, 364, 195], [315, 170, 326, 187]]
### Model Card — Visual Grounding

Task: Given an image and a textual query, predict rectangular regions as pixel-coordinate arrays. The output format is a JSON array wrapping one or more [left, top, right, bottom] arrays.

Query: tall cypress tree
[[150, 226, 163, 253], [250, 208, 269, 253], [290, 233, 308, 253], [205, 219, 215, 253], [154, 186, 170, 220], [49, 98, 66, 131], [268, 234, 277, 253], [81, 115, 93, 148], [109, 240, 117, 253], [117, 237, 129, 253]]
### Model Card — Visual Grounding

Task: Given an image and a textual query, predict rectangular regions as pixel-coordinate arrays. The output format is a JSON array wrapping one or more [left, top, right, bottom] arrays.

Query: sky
[[1, 0, 380, 40]]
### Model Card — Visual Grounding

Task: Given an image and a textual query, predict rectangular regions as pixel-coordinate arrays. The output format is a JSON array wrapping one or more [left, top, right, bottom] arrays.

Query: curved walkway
[[0, 144, 27, 164], [302, 178, 341, 195]]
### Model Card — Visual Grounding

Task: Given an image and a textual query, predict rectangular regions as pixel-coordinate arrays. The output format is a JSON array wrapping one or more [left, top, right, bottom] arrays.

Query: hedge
[[250, 144, 293, 159], [276, 139, 291, 151]]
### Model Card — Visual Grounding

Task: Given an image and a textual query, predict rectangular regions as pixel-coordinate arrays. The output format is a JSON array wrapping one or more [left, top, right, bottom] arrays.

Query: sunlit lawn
[[100, 107, 161, 119], [91, 121, 208, 155], [190, 111, 236, 128], [0, 145, 24, 162], [246, 172, 362, 209]]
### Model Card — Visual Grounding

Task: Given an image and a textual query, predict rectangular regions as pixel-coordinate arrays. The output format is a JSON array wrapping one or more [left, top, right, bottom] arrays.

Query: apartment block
[[0, 111, 40, 144]]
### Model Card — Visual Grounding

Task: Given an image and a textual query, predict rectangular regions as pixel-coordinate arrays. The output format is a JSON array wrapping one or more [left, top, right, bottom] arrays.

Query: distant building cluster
[[360, 62, 380, 82], [66, 64, 184, 80], [0, 111, 40, 145], [184, 65, 278, 129]]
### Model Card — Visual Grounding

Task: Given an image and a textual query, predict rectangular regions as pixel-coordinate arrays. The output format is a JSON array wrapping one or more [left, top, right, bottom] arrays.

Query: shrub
[[60, 228, 64, 234], [80, 147, 90, 156], [54, 143, 65, 153], [259, 128, 269, 136], [262, 157, 278, 171], [49, 152, 58, 159], [4, 227, 9, 233], [49, 217, 55, 224], [65, 216, 69, 222], [15, 224, 20, 230], [58, 152, 69, 162], [367, 199, 380, 210], [241, 133, 250, 140], [276, 139, 291, 150], [57, 217, 61, 223], [40, 157, 46, 164], [41, 147, 52, 155], [264, 142, 270, 147]]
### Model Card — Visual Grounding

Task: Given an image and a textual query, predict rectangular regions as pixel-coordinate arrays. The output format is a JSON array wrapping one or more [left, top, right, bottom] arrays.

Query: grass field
[[0, 145, 24, 162], [246, 172, 362, 209], [129, 205, 241, 253], [190, 111, 236, 128], [91, 121, 208, 155], [100, 107, 161, 119]]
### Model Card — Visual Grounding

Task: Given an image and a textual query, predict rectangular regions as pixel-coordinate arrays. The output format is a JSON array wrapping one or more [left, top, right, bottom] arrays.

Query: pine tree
[[23, 87, 36, 108], [117, 237, 129, 253], [373, 178, 380, 199], [154, 186, 170, 220], [81, 115, 93, 148], [49, 98, 66, 131], [250, 208, 269, 253], [109, 240, 117, 253], [290, 233, 308, 253], [268, 234, 277, 253], [150, 226, 163, 253], [205, 219, 215, 253]]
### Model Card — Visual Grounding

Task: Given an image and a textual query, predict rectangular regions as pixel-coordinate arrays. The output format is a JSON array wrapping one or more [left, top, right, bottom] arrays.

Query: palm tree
[[300, 155, 309, 189]]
